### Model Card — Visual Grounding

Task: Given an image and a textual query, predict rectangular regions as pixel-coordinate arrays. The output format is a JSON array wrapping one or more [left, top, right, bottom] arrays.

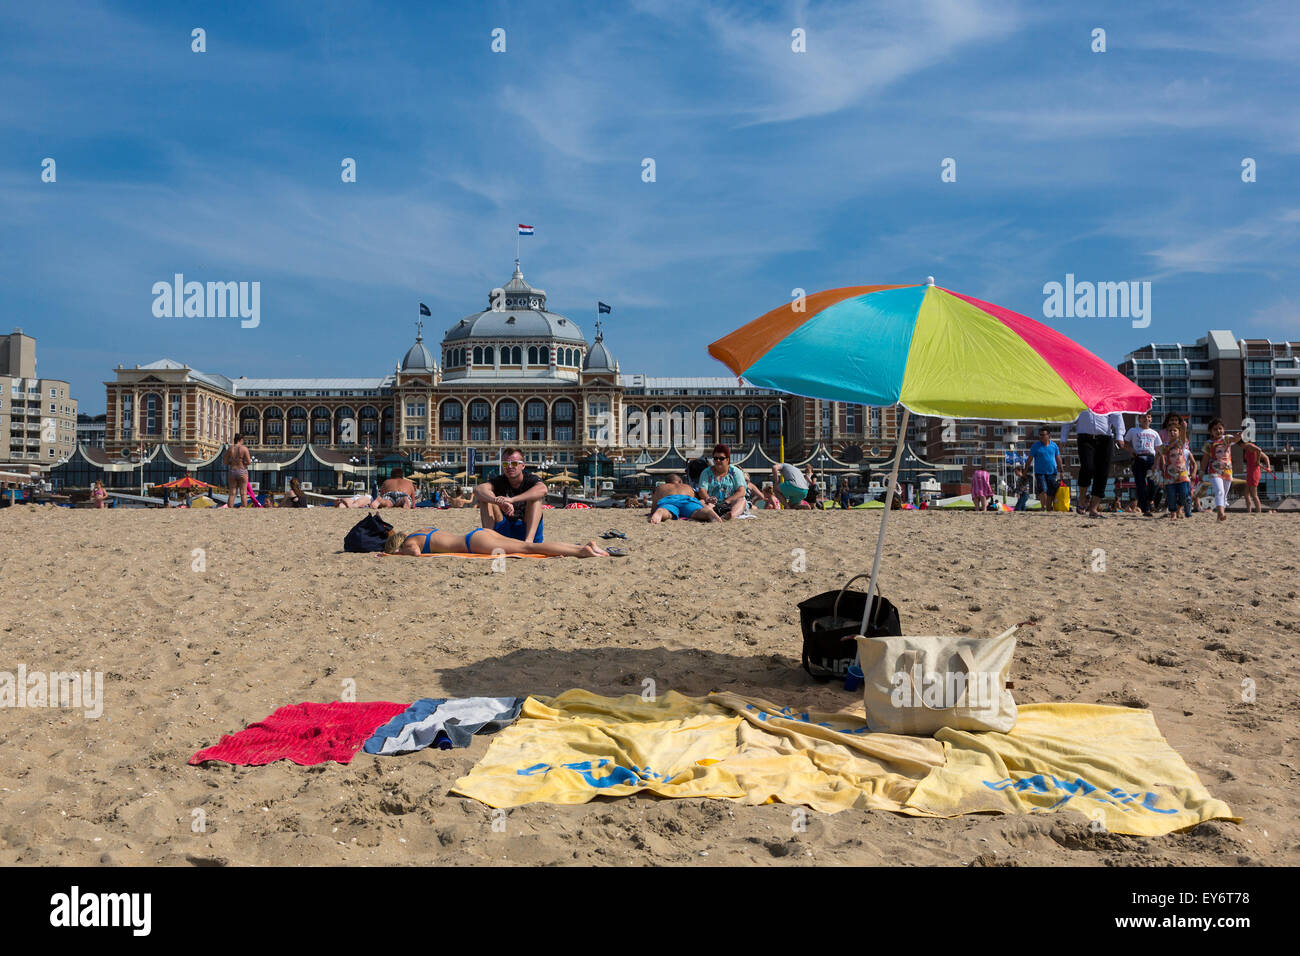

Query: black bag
[[796, 574, 901, 681], [344, 513, 394, 553]]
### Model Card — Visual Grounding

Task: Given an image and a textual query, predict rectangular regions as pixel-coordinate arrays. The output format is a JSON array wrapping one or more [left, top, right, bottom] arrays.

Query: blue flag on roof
[[598, 302, 612, 314]]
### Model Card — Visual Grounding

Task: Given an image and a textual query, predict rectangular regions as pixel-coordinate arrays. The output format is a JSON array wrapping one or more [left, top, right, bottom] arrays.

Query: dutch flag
[[517, 224, 534, 236]]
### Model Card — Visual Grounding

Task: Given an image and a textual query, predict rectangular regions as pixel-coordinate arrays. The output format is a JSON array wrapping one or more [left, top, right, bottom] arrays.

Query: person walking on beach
[[1200, 418, 1237, 522], [474, 446, 547, 541], [1061, 409, 1125, 518], [1029, 427, 1064, 511], [1011, 465, 1031, 511], [223, 434, 252, 508], [971, 465, 992, 511], [1156, 419, 1193, 521], [1239, 438, 1272, 513], [1122, 412, 1163, 516]]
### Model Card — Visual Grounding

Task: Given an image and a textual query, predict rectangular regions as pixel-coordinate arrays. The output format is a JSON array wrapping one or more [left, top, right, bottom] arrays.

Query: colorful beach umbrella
[[154, 475, 214, 490], [708, 278, 1151, 643], [708, 279, 1150, 421]]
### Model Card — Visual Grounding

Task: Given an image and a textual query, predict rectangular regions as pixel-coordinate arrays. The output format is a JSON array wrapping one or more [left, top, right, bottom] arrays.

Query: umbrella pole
[[858, 407, 908, 639]]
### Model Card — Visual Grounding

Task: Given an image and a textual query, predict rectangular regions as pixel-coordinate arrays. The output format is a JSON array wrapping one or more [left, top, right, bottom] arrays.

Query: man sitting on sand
[[382, 526, 615, 557], [370, 468, 418, 509], [649, 474, 720, 523], [474, 446, 547, 542]]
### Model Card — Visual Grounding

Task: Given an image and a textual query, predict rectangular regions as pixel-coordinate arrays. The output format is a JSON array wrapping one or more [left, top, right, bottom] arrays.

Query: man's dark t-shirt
[[490, 471, 541, 498]]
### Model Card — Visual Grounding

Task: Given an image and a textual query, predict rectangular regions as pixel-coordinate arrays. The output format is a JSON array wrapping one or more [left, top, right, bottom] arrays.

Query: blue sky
[[3, 0, 1298, 413]]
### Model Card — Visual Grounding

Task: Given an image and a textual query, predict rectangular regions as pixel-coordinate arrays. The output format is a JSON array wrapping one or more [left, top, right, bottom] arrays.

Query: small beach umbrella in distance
[[155, 475, 214, 490], [708, 277, 1151, 636]]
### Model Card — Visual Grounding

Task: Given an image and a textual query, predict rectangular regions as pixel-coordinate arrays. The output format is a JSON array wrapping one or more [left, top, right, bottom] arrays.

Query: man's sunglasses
[[503, 460, 524, 467], [712, 456, 727, 461]]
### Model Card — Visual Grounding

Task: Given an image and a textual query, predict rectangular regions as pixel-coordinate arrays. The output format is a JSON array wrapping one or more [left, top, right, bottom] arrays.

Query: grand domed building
[[93, 260, 909, 488]]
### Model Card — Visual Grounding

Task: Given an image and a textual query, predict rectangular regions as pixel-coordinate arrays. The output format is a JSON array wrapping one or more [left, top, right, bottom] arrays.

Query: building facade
[[101, 262, 903, 473], [1, 328, 78, 467], [1119, 330, 1299, 453]]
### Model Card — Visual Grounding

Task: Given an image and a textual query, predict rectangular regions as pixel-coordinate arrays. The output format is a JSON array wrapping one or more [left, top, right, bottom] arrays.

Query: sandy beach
[[1, 505, 1295, 867]]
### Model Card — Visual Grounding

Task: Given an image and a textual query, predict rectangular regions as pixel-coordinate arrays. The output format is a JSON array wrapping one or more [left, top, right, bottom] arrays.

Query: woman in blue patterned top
[[695, 444, 748, 520]]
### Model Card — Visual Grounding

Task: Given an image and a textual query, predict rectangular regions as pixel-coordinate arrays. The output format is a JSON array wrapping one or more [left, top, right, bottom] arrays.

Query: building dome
[[401, 321, 436, 371], [442, 261, 586, 346], [583, 329, 617, 373]]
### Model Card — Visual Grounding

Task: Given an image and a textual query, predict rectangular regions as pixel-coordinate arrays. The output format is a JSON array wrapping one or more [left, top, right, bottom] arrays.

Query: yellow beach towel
[[451, 690, 943, 813], [452, 691, 1235, 835], [903, 703, 1237, 836]]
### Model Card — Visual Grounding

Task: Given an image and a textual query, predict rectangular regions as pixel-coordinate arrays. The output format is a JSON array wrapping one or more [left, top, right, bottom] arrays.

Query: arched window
[[553, 399, 576, 442], [241, 408, 261, 444], [484, 346, 495, 365], [473, 346, 483, 365], [646, 405, 667, 448], [511, 346, 522, 364], [311, 405, 331, 439], [743, 404, 763, 440], [439, 400, 462, 442], [359, 405, 379, 440], [496, 399, 518, 442], [670, 405, 692, 448], [719, 405, 739, 439], [625, 407, 646, 445], [264, 406, 283, 445], [524, 399, 547, 441], [528, 346, 539, 365], [332, 406, 353, 444], [288, 406, 308, 445]]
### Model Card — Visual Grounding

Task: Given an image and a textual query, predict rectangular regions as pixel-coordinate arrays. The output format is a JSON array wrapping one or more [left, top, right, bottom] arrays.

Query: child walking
[[1156, 420, 1193, 521], [1200, 418, 1236, 522], [1238, 439, 1272, 513]]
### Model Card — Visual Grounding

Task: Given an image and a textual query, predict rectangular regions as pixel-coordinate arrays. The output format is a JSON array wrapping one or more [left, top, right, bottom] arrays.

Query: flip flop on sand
[[600, 530, 628, 539], [606, 547, 629, 557]]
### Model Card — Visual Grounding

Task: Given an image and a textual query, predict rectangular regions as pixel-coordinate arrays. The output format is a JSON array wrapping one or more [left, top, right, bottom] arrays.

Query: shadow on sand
[[433, 645, 845, 703]]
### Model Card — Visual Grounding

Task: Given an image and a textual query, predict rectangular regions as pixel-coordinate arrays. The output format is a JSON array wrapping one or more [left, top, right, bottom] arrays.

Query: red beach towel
[[190, 701, 410, 766]]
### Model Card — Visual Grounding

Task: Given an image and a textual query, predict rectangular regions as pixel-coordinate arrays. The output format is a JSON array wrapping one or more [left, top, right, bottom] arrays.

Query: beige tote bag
[[855, 626, 1018, 736]]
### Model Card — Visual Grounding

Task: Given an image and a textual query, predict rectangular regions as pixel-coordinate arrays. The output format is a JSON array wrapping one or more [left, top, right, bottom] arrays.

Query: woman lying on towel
[[382, 527, 618, 558]]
